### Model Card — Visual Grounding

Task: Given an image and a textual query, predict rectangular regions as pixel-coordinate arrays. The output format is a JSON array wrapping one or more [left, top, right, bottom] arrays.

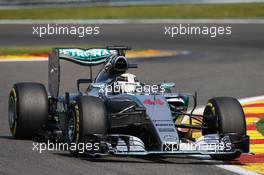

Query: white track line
[[216, 164, 260, 175], [1, 19, 264, 24], [239, 95, 264, 104], [191, 155, 260, 175]]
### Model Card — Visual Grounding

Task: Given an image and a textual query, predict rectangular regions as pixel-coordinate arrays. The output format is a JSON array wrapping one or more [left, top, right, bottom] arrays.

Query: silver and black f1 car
[[8, 46, 249, 160]]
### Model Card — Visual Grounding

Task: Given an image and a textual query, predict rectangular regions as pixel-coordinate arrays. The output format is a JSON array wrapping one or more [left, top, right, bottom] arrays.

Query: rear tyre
[[65, 96, 108, 155], [8, 83, 48, 139], [202, 97, 246, 160]]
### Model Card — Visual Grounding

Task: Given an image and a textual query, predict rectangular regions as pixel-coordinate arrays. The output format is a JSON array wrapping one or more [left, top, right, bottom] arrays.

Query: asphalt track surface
[[1, 22, 264, 175]]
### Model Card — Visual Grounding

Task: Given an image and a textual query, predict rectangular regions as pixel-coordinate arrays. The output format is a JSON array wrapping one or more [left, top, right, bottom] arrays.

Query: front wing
[[87, 133, 249, 156]]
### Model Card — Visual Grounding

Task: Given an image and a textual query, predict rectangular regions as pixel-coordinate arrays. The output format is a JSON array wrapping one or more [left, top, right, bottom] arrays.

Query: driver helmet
[[115, 73, 140, 93]]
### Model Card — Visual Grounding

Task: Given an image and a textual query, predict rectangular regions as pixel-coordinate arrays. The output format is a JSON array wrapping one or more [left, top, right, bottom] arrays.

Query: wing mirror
[[161, 82, 175, 89], [77, 79, 92, 92]]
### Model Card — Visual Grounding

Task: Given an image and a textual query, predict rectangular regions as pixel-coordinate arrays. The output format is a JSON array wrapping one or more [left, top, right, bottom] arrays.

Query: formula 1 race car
[[8, 46, 249, 160]]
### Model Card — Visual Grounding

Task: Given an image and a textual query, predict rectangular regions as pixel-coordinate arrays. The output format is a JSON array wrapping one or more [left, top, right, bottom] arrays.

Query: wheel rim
[[203, 104, 218, 134], [8, 96, 15, 129], [67, 109, 76, 142]]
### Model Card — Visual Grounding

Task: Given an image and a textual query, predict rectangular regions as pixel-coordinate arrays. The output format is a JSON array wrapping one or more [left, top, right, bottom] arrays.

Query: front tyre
[[8, 83, 48, 139], [65, 96, 108, 155], [202, 97, 247, 160]]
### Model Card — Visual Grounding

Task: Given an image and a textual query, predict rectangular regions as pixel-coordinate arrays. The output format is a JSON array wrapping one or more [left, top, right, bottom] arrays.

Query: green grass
[[0, 45, 99, 55], [257, 117, 264, 136], [0, 3, 264, 19]]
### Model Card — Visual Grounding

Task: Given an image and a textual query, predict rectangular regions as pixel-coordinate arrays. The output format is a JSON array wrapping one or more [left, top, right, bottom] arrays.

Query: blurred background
[[1, 0, 264, 7]]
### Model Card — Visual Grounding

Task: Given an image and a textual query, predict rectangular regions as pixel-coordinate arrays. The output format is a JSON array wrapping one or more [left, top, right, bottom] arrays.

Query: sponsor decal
[[143, 99, 164, 106], [58, 48, 116, 61]]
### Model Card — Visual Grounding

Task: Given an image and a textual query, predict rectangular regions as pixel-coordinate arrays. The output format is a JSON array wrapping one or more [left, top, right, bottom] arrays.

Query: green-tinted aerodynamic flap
[[56, 48, 117, 65]]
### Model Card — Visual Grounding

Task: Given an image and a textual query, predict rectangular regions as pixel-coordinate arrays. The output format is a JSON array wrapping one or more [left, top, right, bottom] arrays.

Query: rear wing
[[54, 48, 117, 66], [48, 46, 129, 97]]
